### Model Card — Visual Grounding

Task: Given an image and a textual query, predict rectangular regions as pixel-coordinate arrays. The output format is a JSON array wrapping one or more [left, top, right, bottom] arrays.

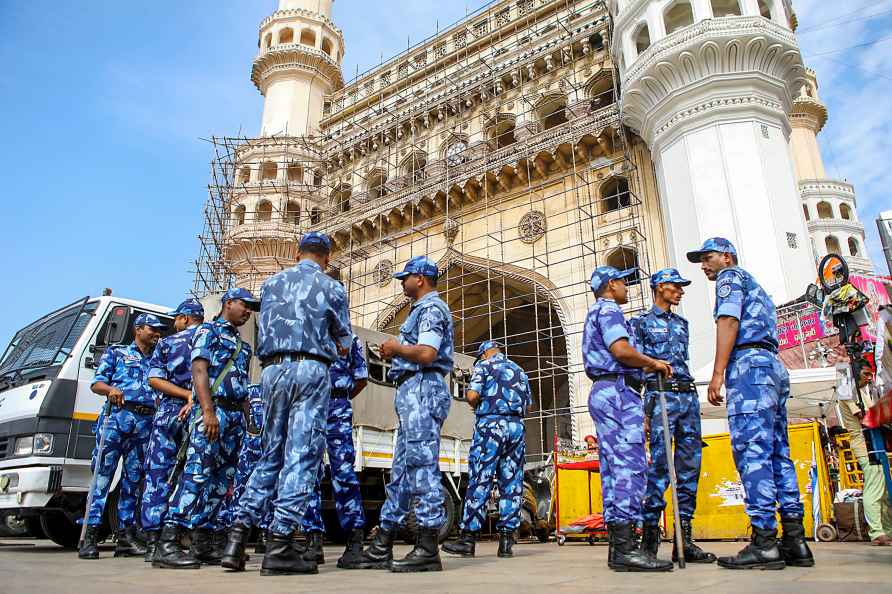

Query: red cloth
[[557, 460, 600, 471]]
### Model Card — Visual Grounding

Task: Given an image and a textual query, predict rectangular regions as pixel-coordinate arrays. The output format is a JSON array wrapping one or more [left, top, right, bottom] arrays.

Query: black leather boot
[[441, 530, 477, 558], [254, 531, 266, 555], [114, 526, 147, 557], [143, 530, 159, 562], [717, 526, 786, 570], [356, 525, 396, 570], [221, 523, 250, 571], [778, 517, 815, 567], [673, 519, 716, 563], [640, 524, 661, 558], [189, 528, 222, 565], [78, 525, 100, 560], [153, 525, 201, 569], [261, 531, 318, 575], [390, 527, 443, 573], [497, 530, 515, 558], [337, 528, 365, 569], [609, 523, 673, 572], [301, 532, 325, 564]]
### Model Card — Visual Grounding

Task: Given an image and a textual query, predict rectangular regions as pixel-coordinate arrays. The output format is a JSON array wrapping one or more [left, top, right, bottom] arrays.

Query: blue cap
[[649, 267, 692, 289], [299, 232, 332, 252], [590, 266, 637, 294], [476, 340, 503, 359], [393, 256, 439, 280], [167, 298, 204, 318], [686, 237, 737, 263], [133, 313, 166, 329], [222, 287, 261, 311]]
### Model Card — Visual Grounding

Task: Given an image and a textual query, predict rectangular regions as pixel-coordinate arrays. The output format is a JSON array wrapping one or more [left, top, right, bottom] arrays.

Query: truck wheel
[[0, 513, 29, 537], [403, 493, 457, 544], [24, 516, 47, 539], [40, 512, 81, 549]]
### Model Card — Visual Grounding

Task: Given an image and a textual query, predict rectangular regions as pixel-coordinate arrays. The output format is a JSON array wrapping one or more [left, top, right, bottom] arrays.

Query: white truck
[[0, 294, 477, 548]]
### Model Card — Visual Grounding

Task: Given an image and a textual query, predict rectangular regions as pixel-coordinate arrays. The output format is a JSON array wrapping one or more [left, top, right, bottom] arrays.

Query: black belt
[[645, 380, 696, 393], [392, 369, 440, 387], [213, 397, 244, 413], [591, 373, 643, 393], [120, 402, 156, 417], [734, 342, 778, 355], [261, 351, 331, 368]]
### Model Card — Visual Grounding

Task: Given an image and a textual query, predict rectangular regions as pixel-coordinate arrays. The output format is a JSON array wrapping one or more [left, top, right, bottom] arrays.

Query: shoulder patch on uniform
[[718, 284, 732, 299]]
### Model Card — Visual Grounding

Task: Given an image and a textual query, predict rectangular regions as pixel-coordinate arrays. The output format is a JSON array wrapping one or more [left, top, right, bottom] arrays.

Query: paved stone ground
[[1, 537, 890, 594]]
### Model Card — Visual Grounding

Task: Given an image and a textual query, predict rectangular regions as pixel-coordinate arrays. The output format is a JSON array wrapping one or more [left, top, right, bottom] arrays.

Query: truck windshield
[[0, 297, 97, 380]]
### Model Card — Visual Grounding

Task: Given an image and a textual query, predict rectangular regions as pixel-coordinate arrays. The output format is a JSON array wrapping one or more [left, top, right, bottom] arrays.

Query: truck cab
[[0, 296, 172, 547]]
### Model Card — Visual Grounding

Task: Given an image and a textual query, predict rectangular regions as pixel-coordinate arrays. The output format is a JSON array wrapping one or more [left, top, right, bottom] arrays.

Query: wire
[[798, 7, 892, 35], [805, 32, 892, 57]]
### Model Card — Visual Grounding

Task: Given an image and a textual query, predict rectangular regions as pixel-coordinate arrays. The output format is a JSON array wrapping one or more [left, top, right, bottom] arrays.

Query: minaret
[[224, 0, 344, 292], [610, 0, 815, 371], [789, 69, 874, 274]]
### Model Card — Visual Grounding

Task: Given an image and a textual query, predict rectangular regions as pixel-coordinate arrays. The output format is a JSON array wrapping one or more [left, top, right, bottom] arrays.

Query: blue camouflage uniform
[[140, 299, 204, 533], [220, 385, 272, 529], [236, 233, 353, 536], [379, 256, 455, 532], [582, 266, 646, 526], [165, 290, 256, 532], [458, 341, 531, 533], [86, 314, 167, 528], [302, 335, 369, 534], [687, 238, 802, 530], [631, 268, 702, 524]]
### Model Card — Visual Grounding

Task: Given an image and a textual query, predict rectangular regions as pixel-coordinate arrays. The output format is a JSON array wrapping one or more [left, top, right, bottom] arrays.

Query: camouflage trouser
[[588, 378, 646, 525], [86, 407, 152, 527], [165, 405, 244, 530], [219, 431, 275, 530], [140, 399, 187, 532], [379, 371, 451, 531], [642, 391, 702, 523], [301, 396, 366, 533], [459, 416, 525, 532], [236, 360, 330, 535], [727, 353, 803, 530]]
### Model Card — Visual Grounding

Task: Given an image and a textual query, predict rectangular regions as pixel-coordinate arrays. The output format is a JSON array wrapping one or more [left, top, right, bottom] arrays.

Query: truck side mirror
[[99, 305, 131, 346]]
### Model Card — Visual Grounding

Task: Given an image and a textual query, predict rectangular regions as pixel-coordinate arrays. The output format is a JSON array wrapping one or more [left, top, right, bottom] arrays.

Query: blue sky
[[0, 1, 889, 348]]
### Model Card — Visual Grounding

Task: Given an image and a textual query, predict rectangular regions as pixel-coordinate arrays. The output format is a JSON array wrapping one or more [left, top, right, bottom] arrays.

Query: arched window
[[332, 186, 351, 213], [368, 169, 388, 200], [665, 1, 695, 35], [633, 22, 651, 55], [310, 207, 322, 225], [757, 0, 774, 19], [279, 28, 294, 45], [300, 29, 316, 47], [840, 203, 852, 220], [313, 169, 324, 187], [601, 177, 631, 213], [825, 235, 841, 255], [403, 152, 427, 183], [263, 33, 273, 49], [817, 201, 833, 219], [587, 73, 615, 108], [260, 162, 278, 181], [492, 117, 516, 149], [711, 0, 742, 18], [284, 201, 300, 225], [537, 95, 568, 130], [802, 204, 810, 221], [606, 246, 641, 286], [321, 38, 334, 57], [256, 201, 273, 222], [287, 163, 303, 183], [848, 237, 860, 257], [238, 166, 251, 184], [233, 205, 245, 226]]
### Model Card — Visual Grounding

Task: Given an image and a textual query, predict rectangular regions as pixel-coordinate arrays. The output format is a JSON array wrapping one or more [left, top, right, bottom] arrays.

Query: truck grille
[[0, 437, 8, 459]]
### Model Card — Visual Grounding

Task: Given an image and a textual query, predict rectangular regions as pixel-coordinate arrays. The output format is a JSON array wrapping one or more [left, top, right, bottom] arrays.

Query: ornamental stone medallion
[[518, 210, 546, 244], [374, 259, 393, 286]]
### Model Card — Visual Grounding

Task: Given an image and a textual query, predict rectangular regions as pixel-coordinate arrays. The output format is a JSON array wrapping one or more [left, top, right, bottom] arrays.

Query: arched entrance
[[376, 252, 572, 461]]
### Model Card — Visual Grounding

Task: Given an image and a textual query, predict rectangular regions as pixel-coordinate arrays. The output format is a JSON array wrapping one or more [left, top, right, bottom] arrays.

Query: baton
[[79, 400, 112, 547], [656, 374, 686, 569]]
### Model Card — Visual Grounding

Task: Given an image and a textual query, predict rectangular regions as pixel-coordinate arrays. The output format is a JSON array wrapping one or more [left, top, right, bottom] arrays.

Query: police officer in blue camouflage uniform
[[79, 313, 166, 560], [688, 238, 814, 570], [154, 288, 258, 570], [141, 299, 205, 562], [357, 256, 454, 573], [300, 333, 369, 569], [442, 340, 530, 560], [583, 266, 673, 572], [631, 269, 716, 564], [221, 232, 353, 576]]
